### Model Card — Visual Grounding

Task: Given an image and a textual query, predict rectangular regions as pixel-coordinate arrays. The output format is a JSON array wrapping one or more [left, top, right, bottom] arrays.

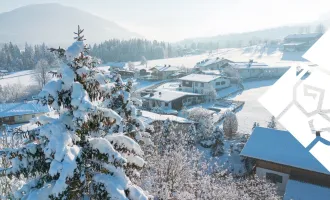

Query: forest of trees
[[0, 39, 205, 72], [0, 43, 59, 72]]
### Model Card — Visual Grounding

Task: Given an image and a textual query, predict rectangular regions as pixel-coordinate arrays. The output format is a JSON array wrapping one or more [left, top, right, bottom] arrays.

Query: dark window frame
[[266, 172, 283, 184]]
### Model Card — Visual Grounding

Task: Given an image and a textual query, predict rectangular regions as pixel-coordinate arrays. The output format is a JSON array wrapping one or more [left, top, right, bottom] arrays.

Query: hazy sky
[[1, 0, 330, 41]]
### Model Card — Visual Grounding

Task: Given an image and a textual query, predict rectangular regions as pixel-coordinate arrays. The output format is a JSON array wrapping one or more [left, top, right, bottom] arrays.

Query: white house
[[241, 127, 330, 197], [178, 74, 230, 94], [0, 101, 51, 125]]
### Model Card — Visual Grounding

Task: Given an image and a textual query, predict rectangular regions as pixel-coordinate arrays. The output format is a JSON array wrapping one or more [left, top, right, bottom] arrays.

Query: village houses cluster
[[0, 32, 328, 199]]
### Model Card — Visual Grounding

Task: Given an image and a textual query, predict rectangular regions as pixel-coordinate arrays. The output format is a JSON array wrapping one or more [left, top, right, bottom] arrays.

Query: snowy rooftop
[[107, 62, 127, 68], [240, 127, 330, 175], [195, 57, 232, 68], [283, 42, 306, 46], [142, 89, 201, 102], [151, 65, 181, 72], [229, 62, 290, 69], [0, 101, 51, 118], [284, 180, 330, 200], [284, 33, 322, 40], [179, 74, 224, 83], [138, 110, 194, 125]]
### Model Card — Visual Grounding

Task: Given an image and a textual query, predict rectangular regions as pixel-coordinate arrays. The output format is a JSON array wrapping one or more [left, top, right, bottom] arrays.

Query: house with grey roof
[[241, 127, 330, 197], [142, 89, 203, 111], [0, 101, 51, 125]]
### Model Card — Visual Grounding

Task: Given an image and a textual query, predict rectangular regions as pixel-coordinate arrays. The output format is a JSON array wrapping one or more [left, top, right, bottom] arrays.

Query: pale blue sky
[[1, 0, 330, 41]]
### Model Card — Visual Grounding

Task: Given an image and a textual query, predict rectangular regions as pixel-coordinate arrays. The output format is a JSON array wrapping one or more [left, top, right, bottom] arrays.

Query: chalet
[[137, 110, 196, 133], [178, 74, 230, 94], [195, 57, 232, 71], [0, 101, 51, 125], [223, 61, 290, 80], [107, 62, 127, 70], [116, 69, 135, 78], [150, 65, 182, 80], [142, 89, 203, 111], [241, 127, 330, 197], [283, 33, 323, 52]]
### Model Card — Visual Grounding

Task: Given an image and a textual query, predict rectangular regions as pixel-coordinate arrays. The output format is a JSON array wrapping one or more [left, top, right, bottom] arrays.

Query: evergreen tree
[[1, 26, 148, 199], [267, 116, 277, 129]]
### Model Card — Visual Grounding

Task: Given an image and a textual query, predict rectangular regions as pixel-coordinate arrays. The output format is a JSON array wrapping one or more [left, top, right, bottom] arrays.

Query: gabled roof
[[138, 110, 194, 125], [107, 62, 127, 68], [240, 127, 330, 175], [196, 57, 232, 68], [179, 74, 225, 83], [0, 101, 51, 118], [284, 33, 322, 40], [142, 89, 201, 102], [151, 65, 181, 72]]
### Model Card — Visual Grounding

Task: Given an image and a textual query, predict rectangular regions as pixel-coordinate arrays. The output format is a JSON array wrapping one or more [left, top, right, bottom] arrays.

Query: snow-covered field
[[230, 79, 285, 134], [0, 70, 37, 86]]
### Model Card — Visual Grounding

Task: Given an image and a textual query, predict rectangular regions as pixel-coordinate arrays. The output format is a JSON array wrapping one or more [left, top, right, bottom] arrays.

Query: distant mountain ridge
[[0, 3, 143, 47], [179, 17, 330, 48]]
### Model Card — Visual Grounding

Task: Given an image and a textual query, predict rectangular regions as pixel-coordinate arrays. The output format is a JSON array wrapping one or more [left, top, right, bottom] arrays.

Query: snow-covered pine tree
[[1, 26, 149, 199]]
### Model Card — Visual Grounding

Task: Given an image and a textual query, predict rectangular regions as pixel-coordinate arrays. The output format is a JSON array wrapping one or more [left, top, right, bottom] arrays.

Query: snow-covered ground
[[230, 79, 285, 134], [0, 70, 37, 86]]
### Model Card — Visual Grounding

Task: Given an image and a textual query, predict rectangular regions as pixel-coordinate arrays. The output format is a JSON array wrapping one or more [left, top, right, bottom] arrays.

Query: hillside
[[0, 3, 143, 46]]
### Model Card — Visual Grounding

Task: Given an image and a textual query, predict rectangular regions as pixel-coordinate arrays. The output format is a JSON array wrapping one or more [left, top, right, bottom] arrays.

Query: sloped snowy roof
[[195, 57, 232, 68], [151, 65, 181, 72], [139, 110, 194, 125], [179, 74, 225, 83], [142, 89, 201, 102], [284, 180, 330, 200], [284, 33, 322, 40], [0, 101, 51, 118], [107, 62, 127, 68], [283, 42, 306, 46], [229, 62, 290, 69], [240, 127, 330, 175]]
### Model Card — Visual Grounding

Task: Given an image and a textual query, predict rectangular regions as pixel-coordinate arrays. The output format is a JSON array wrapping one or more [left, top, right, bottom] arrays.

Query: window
[[185, 81, 189, 84], [18, 116, 23, 119], [200, 83, 204, 87], [216, 82, 220, 86], [266, 172, 282, 184], [32, 115, 36, 118], [4, 117, 9, 120], [221, 81, 226, 85], [165, 102, 169, 106]]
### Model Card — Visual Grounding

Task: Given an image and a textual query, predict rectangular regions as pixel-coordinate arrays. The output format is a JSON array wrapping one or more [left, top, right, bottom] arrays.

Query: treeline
[[0, 39, 206, 72], [89, 39, 181, 63], [0, 43, 58, 72]]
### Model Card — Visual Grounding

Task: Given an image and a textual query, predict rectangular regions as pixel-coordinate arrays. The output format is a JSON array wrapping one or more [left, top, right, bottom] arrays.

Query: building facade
[[179, 74, 230, 94], [0, 102, 51, 125]]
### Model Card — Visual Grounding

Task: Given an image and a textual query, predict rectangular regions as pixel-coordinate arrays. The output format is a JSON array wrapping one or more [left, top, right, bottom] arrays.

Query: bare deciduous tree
[[33, 59, 51, 88]]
